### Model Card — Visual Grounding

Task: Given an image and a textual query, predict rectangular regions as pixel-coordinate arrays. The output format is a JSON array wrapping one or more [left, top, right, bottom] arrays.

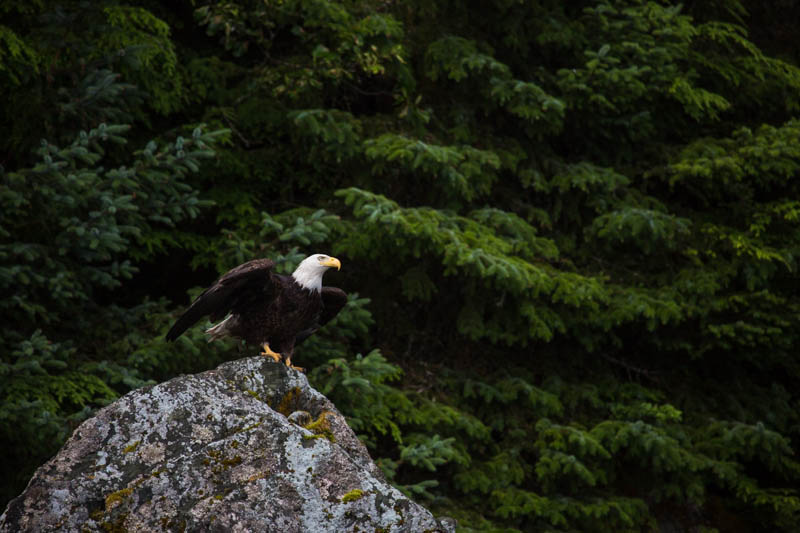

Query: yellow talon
[[260, 343, 281, 363], [284, 355, 305, 373]]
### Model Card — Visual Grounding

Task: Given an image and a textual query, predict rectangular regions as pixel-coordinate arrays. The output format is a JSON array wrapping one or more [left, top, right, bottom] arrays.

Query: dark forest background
[[2, 1, 800, 531]]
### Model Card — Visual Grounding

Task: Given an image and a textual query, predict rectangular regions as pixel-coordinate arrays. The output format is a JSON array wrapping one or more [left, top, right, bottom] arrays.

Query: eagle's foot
[[260, 343, 281, 363], [284, 356, 305, 373]]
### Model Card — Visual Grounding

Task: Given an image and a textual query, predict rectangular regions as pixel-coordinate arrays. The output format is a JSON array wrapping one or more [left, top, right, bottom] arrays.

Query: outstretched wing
[[165, 259, 277, 341], [295, 287, 348, 345]]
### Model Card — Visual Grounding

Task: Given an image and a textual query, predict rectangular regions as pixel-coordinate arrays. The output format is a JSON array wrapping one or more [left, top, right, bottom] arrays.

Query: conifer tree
[[0, 1, 227, 503]]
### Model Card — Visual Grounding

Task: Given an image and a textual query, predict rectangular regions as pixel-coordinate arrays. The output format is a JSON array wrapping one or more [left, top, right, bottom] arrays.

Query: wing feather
[[319, 287, 348, 326], [295, 286, 348, 345], [165, 259, 277, 341]]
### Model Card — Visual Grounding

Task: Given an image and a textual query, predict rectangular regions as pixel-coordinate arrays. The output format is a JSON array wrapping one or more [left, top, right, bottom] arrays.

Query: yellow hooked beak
[[321, 256, 341, 271]]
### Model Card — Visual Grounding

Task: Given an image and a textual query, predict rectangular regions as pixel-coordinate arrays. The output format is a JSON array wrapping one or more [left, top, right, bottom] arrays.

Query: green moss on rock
[[235, 420, 263, 434], [245, 389, 263, 401], [303, 411, 336, 442], [341, 489, 365, 503], [276, 387, 302, 416], [122, 441, 140, 454], [105, 488, 133, 511]]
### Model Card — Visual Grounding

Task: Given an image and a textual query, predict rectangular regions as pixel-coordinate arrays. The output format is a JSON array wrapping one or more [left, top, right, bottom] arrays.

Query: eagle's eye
[[317, 255, 327, 262]]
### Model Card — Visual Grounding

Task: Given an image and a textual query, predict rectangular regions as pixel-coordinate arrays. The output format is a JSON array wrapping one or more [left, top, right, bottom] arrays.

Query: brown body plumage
[[232, 274, 322, 351], [166, 255, 346, 368]]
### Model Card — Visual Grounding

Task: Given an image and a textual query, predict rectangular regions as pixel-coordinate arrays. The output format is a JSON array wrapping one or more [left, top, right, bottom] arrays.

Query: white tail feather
[[205, 315, 235, 342]]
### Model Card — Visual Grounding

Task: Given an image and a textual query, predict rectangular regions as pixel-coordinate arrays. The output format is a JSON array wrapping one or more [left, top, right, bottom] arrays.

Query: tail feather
[[205, 315, 235, 342], [165, 313, 194, 342]]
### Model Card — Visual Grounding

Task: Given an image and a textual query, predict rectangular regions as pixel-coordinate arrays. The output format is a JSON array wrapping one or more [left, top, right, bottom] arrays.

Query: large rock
[[0, 357, 454, 532]]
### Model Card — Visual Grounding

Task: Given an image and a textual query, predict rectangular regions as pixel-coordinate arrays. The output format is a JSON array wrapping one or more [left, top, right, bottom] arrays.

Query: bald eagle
[[166, 254, 346, 370]]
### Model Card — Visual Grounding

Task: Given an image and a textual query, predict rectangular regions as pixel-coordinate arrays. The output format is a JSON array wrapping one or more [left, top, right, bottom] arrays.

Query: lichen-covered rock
[[0, 357, 454, 532]]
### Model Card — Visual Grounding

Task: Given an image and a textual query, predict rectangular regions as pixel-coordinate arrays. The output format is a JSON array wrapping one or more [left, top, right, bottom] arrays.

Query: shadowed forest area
[[2, 1, 800, 530]]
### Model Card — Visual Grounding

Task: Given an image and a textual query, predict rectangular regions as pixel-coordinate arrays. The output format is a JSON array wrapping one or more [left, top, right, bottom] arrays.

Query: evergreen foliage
[[2, 0, 800, 531]]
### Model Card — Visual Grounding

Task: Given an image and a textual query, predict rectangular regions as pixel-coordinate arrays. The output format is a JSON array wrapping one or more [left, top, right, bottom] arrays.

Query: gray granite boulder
[[0, 356, 454, 532]]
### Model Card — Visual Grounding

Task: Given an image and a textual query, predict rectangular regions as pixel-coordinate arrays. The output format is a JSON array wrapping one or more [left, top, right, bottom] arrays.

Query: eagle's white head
[[292, 254, 341, 291]]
